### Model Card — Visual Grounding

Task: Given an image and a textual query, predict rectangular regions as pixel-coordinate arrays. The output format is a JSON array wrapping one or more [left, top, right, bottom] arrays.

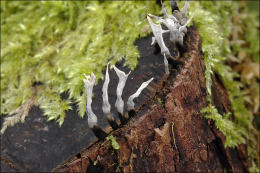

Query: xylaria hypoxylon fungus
[[113, 65, 131, 116], [102, 65, 111, 115], [102, 64, 118, 129], [83, 64, 154, 137], [82, 0, 194, 138], [83, 72, 97, 128], [147, 16, 171, 58], [127, 77, 154, 111], [147, 0, 194, 74]]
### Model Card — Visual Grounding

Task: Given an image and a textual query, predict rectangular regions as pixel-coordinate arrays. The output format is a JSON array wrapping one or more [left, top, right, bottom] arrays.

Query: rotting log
[[52, 27, 249, 172]]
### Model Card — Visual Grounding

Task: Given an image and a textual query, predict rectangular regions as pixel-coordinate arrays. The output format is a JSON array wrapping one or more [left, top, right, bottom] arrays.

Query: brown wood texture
[[52, 27, 249, 172]]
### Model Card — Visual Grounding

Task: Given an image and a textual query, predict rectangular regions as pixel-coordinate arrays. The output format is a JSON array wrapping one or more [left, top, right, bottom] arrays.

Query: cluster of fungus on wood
[[82, 0, 193, 139], [147, 0, 193, 74], [83, 65, 153, 139]]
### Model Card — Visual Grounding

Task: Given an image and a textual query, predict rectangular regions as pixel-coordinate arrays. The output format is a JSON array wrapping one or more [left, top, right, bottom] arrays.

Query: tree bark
[[52, 27, 249, 172]]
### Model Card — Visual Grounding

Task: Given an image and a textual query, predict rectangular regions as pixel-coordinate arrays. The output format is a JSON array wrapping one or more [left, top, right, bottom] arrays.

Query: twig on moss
[[1, 96, 36, 134]]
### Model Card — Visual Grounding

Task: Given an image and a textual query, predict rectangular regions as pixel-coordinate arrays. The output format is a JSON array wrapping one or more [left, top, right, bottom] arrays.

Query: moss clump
[[1, 1, 160, 128], [201, 105, 247, 147]]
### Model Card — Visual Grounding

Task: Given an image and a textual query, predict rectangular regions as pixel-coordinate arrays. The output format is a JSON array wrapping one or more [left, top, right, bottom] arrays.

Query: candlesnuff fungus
[[83, 72, 97, 128], [102, 65, 118, 129], [164, 0, 189, 25], [102, 65, 111, 115], [127, 77, 154, 111], [114, 65, 131, 117], [147, 16, 171, 58], [147, 16, 171, 75], [83, 64, 154, 136], [172, 0, 189, 25], [147, 0, 193, 75], [149, 0, 193, 46], [181, 0, 189, 18], [83, 73, 107, 139], [161, 3, 178, 23], [151, 29, 170, 46]]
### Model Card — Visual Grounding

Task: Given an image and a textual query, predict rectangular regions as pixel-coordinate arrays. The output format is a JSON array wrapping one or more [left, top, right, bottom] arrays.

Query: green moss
[[106, 135, 120, 150], [201, 105, 247, 147], [1, 1, 160, 127]]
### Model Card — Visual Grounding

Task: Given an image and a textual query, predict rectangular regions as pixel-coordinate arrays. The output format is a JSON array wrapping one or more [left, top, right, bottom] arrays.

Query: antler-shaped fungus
[[83, 72, 97, 128], [83, 64, 154, 137], [83, 73, 107, 139], [114, 65, 131, 123], [127, 78, 154, 111], [148, 0, 193, 46], [147, 16, 171, 58], [147, 16, 171, 74], [102, 65, 118, 129]]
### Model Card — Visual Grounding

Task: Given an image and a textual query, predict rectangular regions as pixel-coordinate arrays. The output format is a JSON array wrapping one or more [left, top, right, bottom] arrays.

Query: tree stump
[[52, 27, 249, 172]]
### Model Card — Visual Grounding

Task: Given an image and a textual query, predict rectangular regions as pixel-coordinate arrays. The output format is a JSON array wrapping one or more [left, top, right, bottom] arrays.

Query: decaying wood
[[52, 27, 249, 172]]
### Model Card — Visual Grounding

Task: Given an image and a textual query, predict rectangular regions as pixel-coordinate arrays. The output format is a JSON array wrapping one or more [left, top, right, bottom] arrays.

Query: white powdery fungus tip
[[102, 64, 111, 115], [147, 16, 171, 57], [182, 0, 189, 17], [127, 77, 154, 111], [151, 29, 170, 46], [83, 72, 97, 128], [148, 0, 193, 47], [161, 3, 178, 23], [113, 65, 131, 115], [179, 15, 193, 33]]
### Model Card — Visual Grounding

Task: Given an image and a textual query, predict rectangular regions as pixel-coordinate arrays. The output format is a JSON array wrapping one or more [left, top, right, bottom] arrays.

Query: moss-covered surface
[[1, 1, 259, 171], [1, 1, 160, 127]]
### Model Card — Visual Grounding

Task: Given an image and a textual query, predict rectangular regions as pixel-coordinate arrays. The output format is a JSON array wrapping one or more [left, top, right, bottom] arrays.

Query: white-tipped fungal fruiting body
[[127, 78, 154, 111], [147, 16, 171, 57], [83, 72, 98, 128], [181, 0, 189, 17], [148, 0, 193, 46], [114, 65, 131, 115], [147, 0, 193, 75], [102, 64, 119, 129], [102, 65, 111, 115], [83, 64, 154, 135]]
